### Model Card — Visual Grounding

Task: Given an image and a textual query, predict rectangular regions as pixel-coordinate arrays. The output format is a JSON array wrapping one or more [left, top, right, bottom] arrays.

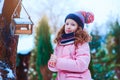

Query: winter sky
[[0, 0, 120, 54], [22, 0, 120, 25]]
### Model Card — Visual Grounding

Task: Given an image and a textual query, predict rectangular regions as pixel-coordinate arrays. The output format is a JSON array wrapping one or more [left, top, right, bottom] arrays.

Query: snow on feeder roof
[[10, 0, 33, 35]]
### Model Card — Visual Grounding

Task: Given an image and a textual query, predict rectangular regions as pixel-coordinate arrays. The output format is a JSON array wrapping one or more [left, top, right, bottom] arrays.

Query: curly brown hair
[[54, 25, 92, 47]]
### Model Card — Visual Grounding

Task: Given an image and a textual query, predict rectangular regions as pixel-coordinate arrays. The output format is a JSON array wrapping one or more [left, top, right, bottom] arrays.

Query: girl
[[48, 11, 94, 80]]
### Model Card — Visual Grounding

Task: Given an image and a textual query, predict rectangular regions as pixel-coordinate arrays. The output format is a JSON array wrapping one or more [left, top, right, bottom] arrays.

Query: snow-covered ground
[[0, 61, 15, 80], [17, 35, 35, 54]]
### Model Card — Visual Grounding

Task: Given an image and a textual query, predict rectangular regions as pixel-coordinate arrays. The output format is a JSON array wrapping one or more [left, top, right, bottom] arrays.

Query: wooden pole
[[0, 0, 21, 79]]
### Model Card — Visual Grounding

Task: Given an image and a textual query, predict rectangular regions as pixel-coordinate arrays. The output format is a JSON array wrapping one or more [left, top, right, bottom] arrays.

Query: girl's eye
[[71, 23, 75, 26], [65, 23, 69, 25]]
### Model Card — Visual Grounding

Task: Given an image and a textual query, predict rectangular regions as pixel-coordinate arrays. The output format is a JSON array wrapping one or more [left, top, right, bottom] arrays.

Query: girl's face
[[65, 19, 78, 34]]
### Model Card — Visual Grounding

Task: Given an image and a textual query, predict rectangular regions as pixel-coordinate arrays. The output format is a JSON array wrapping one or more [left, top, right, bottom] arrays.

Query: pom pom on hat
[[65, 11, 94, 29], [79, 11, 94, 24]]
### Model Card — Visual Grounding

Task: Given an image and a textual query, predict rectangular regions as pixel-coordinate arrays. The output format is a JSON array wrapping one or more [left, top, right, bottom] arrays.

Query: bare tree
[[39, 0, 72, 33]]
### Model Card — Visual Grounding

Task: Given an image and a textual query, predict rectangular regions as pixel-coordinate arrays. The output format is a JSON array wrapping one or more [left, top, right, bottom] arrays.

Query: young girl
[[48, 11, 94, 80]]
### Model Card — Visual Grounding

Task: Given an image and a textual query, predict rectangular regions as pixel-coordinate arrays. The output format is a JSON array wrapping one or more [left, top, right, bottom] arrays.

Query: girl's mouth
[[66, 30, 71, 32]]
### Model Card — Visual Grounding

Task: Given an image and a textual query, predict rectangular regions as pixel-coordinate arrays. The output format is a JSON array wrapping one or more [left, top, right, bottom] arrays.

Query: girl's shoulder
[[77, 42, 89, 49]]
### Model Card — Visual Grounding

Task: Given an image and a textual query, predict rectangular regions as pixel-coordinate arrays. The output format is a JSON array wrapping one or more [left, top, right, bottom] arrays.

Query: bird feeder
[[10, 0, 33, 35], [11, 17, 33, 35]]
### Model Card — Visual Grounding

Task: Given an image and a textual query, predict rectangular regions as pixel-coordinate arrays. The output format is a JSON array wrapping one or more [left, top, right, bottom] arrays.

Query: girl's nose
[[67, 25, 71, 28]]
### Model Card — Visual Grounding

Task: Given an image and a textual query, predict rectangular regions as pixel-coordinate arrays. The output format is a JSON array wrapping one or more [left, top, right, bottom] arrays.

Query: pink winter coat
[[48, 43, 92, 80]]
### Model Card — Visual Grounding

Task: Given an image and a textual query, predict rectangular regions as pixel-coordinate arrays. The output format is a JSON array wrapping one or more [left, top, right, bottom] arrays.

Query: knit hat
[[65, 11, 94, 29]]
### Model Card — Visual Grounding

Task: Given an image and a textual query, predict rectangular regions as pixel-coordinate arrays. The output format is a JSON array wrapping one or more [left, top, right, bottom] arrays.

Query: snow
[[17, 35, 35, 54], [0, 0, 4, 14], [5, 68, 15, 79], [51, 34, 56, 48], [0, 61, 15, 79], [24, 68, 28, 72], [13, 18, 33, 24], [0, 73, 3, 80]]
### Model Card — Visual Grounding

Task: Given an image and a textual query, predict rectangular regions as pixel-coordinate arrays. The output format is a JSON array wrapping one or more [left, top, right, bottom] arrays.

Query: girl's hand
[[50, 54, 57, 61], [48, 60, 56, 67], [48, 54, 57, 67]]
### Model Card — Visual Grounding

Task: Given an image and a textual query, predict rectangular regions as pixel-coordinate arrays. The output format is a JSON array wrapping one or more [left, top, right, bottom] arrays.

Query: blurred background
[[0, 0, 120, 80]]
